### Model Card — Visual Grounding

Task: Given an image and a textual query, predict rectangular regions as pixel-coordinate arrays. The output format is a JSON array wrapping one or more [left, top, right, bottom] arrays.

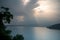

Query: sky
[[0, 0, 60, 26], [0, 0, 60, 40]]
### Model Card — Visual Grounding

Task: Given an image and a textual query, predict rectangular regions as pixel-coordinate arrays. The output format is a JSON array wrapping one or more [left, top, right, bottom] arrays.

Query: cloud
[[0, 0, 60, 26], [22, 0, 30, 6], [16, 16, 24, 22]]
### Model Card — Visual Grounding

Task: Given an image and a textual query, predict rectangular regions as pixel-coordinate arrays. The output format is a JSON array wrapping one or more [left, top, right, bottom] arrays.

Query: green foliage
[[0, 6, 13, 40], [5, 30, 12, 34], [13, 34, 24, 40], [1, 6, 13, 23], [0, 6, 24, 40]]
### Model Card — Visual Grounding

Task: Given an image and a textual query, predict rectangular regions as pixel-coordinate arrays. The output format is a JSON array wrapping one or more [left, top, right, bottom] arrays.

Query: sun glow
[[32, 0, 55, 18], [16, 16, 24, 22], [32, 1, 49, 18], [32, 0, 52, 24], [32, 0, 56, 20], [35, 1, 48, 11], [22, 0, 30, 6]]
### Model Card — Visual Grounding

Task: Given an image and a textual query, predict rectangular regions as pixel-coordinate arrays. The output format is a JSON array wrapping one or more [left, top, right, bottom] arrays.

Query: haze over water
[[0, 0, 60, 40], [7, 26, 60, 40]]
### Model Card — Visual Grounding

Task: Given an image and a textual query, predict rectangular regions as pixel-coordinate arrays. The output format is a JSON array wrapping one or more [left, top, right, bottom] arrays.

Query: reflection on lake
[[7, 26, 60, 40]]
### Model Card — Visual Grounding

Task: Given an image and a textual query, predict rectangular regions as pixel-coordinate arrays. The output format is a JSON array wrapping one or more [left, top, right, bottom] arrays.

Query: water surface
[[7, 26, 60, 40]]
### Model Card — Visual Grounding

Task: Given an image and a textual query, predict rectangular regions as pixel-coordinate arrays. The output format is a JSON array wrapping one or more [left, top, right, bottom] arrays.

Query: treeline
[[0, 7, 24, 40]]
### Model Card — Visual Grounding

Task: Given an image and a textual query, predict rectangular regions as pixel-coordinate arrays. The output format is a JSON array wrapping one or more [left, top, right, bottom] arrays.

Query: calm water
[[7, 26, 60, 40]]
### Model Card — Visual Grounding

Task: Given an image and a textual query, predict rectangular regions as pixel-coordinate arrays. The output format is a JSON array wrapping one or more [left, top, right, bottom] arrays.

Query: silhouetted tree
[[0, 6, 13, 40], [13, 34, 24, 40], [0, 6, 24, 40]]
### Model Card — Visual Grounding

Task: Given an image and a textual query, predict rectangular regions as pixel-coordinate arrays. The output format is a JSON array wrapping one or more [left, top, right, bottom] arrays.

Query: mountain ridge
[[47, 23, 60, 30]]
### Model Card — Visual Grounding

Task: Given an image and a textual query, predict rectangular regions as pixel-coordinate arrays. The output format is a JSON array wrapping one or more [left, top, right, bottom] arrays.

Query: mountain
[[47, 23, 60, 30]]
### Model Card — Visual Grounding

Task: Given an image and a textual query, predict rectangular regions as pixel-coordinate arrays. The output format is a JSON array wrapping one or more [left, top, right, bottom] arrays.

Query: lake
[[6, 26, 60, 40]]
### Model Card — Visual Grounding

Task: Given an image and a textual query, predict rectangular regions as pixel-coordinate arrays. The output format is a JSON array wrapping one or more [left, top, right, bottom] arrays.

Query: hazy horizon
[[7, 26, 60, 40], [0, 0, 60, 40]]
